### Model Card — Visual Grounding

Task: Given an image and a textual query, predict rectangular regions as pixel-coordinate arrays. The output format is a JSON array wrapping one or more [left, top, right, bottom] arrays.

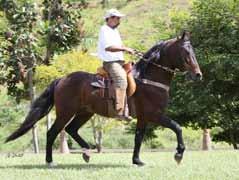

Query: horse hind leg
[[65, 112, 94, 163], [46, 114, 74, 167]]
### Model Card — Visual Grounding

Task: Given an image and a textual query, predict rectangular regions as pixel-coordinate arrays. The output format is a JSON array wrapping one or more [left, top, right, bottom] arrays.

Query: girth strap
[[140, 78, 170, 92]]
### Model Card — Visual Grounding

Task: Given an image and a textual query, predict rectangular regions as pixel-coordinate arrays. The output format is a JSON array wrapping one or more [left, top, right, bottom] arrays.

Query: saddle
[[91, 62, 136, 98], [91, 62, 137, 117]]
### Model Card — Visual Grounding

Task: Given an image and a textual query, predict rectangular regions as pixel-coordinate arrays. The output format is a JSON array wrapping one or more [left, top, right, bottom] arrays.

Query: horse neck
[[144, 58, 174, 86]]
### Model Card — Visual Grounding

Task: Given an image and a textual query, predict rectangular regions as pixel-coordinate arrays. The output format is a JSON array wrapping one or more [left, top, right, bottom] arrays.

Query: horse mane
[[135, 41, 166, 78]]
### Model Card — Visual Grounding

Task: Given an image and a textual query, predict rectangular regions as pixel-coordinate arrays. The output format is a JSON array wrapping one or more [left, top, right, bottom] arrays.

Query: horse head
[[136, 31, 202, 82], [167, 31, 202, 81]]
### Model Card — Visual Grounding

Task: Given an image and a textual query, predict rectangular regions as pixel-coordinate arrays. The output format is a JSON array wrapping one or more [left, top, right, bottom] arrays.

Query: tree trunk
[[32, 125, 39, 153], [43, 0, 58, 65], [28, 69, 39, 153], [229, 132, 238, 150], [60, 130, 70, 154], [232, 143, 238, 149], [45, 0, 70, 154], [95, 129, 103, 153], [202, 129, 211, 150], [91, 116, 103, 153]]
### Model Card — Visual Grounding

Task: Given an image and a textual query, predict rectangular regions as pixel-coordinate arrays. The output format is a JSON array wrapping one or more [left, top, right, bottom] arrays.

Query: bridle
[[133, 48, 180, 75], [133, 40, 194, 75], [132, 41, 189, 91]]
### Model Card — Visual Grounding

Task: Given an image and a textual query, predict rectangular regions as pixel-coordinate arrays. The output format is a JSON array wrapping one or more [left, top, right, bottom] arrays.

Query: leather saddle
[[91, 62, 136, 99]]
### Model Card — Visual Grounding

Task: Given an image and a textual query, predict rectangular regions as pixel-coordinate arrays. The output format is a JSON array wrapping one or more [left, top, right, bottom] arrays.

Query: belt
[[103, 60, 124, 65]]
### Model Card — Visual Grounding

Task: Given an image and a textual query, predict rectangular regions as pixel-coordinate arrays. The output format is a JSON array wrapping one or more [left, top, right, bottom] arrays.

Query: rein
[[133, 49, 180, 75]]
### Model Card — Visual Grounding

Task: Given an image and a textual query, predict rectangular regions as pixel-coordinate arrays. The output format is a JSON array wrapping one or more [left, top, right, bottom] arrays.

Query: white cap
[[104, 9, 125, 20]]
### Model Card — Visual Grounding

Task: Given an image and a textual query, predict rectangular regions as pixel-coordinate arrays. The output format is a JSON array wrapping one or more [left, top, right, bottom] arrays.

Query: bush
[[169, 7, 190, 35], [189, 0, 239, 53], [35, 51, 101, 90], [0, 89, 31, 151]]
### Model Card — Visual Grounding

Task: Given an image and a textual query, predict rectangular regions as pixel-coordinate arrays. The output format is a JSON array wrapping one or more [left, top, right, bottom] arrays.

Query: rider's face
[[107, 16, 121, 28]]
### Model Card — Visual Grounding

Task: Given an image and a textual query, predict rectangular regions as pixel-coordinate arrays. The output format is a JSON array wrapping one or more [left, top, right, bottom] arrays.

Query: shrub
[[35, 51, 101, 90]]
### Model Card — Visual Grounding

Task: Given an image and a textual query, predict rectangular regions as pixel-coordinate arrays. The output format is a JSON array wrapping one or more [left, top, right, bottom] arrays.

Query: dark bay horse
[[6, 31, 202, 166]]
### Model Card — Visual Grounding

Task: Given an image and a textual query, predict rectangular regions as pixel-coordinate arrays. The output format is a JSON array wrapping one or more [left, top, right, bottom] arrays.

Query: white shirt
[[97, 25, 124, 62]]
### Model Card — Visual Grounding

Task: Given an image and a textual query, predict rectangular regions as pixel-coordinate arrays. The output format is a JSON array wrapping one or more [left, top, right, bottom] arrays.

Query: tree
[[212, 129, 239, 149], [90, 115, 104, 153], [168, 0, 239, 149], [42, 0, 84, 64], [0, 0, 42, 153], [41, 0, 84, 153], [101, 0, 109, 8], [0, 0, 85, 153]]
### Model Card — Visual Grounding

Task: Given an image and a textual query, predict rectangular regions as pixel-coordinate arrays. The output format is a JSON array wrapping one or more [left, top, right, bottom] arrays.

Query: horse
[[5, 31, 202, 167]]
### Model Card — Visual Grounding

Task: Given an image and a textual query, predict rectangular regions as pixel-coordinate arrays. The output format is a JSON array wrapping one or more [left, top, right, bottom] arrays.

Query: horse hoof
[[174, 153, 183, 165], [46, 162, 57, 168], [133, 159, 145, 167], [82, 153, 90, 163]]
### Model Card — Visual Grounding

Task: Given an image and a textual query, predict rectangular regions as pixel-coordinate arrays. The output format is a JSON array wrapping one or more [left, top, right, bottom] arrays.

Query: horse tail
[[5, 79, 61, 143]]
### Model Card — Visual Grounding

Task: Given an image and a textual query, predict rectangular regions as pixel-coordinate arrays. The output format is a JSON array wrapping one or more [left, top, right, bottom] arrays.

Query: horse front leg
[[157, 114, 185, 164], [132, 122, 147, 166]]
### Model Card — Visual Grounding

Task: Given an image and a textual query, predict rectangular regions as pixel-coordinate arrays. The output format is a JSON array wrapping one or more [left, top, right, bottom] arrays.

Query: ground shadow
[[0, 163, 130, 170]]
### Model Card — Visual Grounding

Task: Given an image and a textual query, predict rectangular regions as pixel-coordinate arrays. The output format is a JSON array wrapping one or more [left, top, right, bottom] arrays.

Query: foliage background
[[1, 0, 239, 151]]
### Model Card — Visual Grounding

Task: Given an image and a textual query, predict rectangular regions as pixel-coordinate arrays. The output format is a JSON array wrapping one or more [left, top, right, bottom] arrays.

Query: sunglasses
[[111, 16, 120, 19]]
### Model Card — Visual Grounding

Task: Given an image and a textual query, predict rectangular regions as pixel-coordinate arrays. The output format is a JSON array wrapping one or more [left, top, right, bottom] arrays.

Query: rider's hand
[[123, 47, 135, 55]]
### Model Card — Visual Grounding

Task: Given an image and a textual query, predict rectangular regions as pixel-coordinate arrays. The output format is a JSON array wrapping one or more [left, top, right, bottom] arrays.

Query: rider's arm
[[105, 46, 134, 54]]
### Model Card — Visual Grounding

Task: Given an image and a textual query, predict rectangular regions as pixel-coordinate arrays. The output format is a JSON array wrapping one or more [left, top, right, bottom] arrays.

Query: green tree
[[0, 0, 85, 152], [169, 0, 239, 149], [42, 0, 84, 64]]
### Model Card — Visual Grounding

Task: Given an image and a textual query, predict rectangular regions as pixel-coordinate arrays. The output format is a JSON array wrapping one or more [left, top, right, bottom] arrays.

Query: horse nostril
[[196, 73, 202, 80]]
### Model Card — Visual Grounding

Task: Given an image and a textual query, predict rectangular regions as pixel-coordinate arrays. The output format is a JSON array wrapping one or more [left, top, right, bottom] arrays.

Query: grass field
[[0, 150, 238, 180]]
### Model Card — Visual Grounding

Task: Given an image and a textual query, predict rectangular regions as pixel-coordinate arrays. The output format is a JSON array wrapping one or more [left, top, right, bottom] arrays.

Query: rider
[[97, 9, 134, 120]]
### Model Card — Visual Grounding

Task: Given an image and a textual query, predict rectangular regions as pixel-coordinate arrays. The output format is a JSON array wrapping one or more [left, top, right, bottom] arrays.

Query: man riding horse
[[97, 9, 134, 121], [5, 9, 202, 166]]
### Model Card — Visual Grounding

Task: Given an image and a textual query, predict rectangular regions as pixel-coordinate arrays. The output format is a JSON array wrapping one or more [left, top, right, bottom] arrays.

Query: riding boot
[[123, 97, 133, 121], [115, 88, 132, 121]]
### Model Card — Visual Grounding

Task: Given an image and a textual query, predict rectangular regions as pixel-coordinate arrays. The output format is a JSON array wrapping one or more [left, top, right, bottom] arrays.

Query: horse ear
[[181, 30, 190, 41]]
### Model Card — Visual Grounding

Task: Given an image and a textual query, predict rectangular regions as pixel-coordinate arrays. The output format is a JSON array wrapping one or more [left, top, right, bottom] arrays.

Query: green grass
[[0, 150, 238, 180]]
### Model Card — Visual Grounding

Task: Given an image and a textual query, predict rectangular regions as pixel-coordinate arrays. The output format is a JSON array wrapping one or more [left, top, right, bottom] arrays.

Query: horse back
[[54, 71, 116, 117]]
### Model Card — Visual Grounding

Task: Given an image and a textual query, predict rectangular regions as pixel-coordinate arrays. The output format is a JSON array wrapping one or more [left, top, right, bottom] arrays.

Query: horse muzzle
[[185, 71, 202, 81]]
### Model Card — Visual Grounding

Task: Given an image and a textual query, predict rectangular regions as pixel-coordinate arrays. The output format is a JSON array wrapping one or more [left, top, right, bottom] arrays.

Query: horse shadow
[[0, 163, 130, 170]]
